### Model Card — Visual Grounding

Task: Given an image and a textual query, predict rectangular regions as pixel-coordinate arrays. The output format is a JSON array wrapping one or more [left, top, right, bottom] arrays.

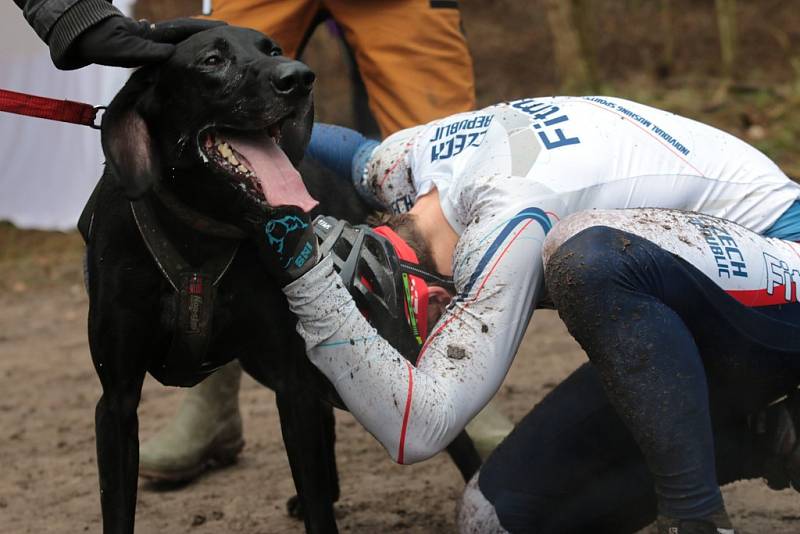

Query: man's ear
[[101, 68, 161, 199], [427, 285, 454, 325]]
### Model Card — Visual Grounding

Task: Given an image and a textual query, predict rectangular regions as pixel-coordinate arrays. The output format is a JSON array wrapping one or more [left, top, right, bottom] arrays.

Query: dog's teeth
[[219, 143, 233, 158], [228, 154, 240, 166], [238, 164, 248, 174]]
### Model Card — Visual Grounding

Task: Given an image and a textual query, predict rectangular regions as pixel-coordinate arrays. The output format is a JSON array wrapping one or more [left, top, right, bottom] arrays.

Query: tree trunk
[[713, 0, 737, 101], [544, 0, 597, 93], [657, 0, 674, 79], [716, 0, 737, 78]]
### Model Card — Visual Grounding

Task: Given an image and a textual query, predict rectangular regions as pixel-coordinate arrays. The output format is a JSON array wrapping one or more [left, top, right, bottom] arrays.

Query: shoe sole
[[138, 437, 245, 483]]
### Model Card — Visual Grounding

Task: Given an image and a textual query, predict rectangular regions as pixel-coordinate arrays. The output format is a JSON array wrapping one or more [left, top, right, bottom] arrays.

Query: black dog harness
[[131, 192, 241, 377], [80, 178, 244, 382]]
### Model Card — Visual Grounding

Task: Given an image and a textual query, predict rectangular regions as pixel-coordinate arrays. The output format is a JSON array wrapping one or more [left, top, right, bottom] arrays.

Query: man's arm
[[305, 123, 382, 207], [14, 0, 224, 69], [284, 205, 549, 463], [15, 0, 119, 65]]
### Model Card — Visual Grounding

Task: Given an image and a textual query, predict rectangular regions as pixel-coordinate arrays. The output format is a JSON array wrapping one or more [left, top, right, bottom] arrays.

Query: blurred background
[[135, 0, 800, 173], [3, 0, 800, 322], [301, 0, 800, 180]]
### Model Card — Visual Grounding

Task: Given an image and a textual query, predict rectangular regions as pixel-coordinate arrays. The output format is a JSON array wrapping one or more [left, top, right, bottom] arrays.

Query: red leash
[[0, 88, 104, 129]]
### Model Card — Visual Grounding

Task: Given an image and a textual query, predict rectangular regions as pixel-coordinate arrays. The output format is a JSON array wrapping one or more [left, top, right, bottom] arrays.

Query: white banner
[[0, 1, 132, 230]]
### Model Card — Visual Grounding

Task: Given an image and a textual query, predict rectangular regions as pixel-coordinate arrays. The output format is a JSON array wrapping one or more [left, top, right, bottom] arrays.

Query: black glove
[[66, 16, 226, 68], [251, 206, 320, 285]]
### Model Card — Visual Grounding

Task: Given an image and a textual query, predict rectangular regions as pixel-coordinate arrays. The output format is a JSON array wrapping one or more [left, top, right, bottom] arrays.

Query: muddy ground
[[0, 249, 798, 533]]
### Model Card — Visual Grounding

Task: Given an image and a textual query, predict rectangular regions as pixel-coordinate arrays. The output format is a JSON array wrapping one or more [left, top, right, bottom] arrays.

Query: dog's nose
[[271, 62, 315, 97]]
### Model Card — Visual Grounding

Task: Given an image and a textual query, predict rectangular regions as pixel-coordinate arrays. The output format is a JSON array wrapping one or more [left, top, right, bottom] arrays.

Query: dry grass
[[0, 222, 84, 293]]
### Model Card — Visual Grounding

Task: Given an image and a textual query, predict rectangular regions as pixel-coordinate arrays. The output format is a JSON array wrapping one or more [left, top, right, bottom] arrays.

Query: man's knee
[[544, 224, 634, 311], [542, 210, 627, 265], [457, 472, 509, 534]]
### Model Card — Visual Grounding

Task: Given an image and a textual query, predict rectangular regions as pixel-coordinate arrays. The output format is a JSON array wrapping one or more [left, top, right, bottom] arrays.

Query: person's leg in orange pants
[[327, 0, 475, 136], [208, 0, 476, 134], [206, 0, 321, 59]]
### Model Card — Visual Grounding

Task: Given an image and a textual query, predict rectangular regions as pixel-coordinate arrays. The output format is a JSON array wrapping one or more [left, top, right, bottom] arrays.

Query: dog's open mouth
[[201, 126, 318, 212]]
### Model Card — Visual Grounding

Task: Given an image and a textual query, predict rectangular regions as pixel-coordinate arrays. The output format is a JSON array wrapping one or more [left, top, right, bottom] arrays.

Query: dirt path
[[1, 272, 799, 533]]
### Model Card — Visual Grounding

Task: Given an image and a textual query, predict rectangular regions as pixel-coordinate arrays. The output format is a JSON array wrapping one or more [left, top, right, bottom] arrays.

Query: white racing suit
[[284, 96, 800, 466]]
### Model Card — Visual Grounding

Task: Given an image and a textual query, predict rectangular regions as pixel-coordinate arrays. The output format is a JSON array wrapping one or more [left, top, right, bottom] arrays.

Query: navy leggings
[[479, 226, 800, 533]]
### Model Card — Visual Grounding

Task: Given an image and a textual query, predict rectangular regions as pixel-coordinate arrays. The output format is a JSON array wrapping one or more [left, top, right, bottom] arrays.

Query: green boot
[[139, 360, 244, 482], [465, 399, 515, 460]]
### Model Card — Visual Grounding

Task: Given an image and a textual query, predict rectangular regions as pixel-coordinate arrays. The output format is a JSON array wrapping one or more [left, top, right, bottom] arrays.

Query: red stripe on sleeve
[[726, 287, 794, 307], [396, 360, 414, 464], [417, 219, 536, 366]]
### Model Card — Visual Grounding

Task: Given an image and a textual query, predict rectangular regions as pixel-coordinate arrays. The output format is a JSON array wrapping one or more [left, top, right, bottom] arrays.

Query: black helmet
[[312, 215, 454, 363]]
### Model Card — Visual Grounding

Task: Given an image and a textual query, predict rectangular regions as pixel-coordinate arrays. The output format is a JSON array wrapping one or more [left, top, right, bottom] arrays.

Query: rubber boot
[[657, 509, 734, 534], [139, 360, 244, 482], [465, 399, 515, 460]]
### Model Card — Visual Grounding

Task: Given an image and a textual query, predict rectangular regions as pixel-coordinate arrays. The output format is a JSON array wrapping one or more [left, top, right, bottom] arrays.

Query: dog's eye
[[269, 48, 283, 57], [202, 54, 224, 66]]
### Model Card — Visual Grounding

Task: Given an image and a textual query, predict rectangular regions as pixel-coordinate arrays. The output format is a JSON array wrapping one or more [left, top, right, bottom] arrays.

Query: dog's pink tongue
[[228, 135, 318, 212]]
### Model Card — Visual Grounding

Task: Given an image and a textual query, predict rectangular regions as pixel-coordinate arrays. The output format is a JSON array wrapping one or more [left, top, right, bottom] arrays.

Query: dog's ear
[[101, 68, 161, 199]]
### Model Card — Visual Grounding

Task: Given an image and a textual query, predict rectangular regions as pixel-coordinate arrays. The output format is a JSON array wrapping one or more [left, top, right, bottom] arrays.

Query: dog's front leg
[[89, 306, 149, 534], [92, 358, 146, 533], [276, 393, 339, 534]]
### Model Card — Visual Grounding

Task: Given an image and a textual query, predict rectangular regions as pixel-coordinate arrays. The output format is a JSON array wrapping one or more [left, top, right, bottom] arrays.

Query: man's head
[[313, 214, 454, 362], [368, 212, 454, 330]]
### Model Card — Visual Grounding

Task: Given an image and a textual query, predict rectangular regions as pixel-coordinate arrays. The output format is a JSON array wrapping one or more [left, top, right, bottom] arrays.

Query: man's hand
[[251, 206, 320, 285], [66, 16, 226, 69]]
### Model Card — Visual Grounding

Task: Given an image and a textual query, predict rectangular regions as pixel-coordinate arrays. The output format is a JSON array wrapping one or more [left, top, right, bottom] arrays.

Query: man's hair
[[368, 212, 437, 275]]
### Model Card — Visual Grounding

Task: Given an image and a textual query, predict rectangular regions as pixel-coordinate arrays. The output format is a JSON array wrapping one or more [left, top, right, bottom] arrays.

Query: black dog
[[82, 26, 479, 534]]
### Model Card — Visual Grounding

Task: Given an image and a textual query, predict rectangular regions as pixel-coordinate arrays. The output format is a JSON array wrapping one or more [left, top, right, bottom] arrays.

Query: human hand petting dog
[[250, 206, 320, 285], [64, 16, 225, 69]]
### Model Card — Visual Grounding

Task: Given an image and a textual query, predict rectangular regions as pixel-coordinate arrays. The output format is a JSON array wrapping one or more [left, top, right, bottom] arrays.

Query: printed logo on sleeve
[[763, 252, 800, 303], [687, 217, 748, 278], [429, 114, 493, 162], [510, 98, 581, 150], [583, 97, 691, 156], [390, 193, 415, 214]]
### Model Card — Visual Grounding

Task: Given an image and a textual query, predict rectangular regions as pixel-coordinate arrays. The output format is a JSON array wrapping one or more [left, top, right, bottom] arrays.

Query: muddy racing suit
[[289, 96, 800, 530]]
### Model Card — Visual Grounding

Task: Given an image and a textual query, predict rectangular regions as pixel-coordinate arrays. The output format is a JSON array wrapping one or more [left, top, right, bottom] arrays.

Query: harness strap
[[131, 195, 241, 376], [154, 185, 248, 240], [0, 88, 104, 129], [130, 196, 240, 291]]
